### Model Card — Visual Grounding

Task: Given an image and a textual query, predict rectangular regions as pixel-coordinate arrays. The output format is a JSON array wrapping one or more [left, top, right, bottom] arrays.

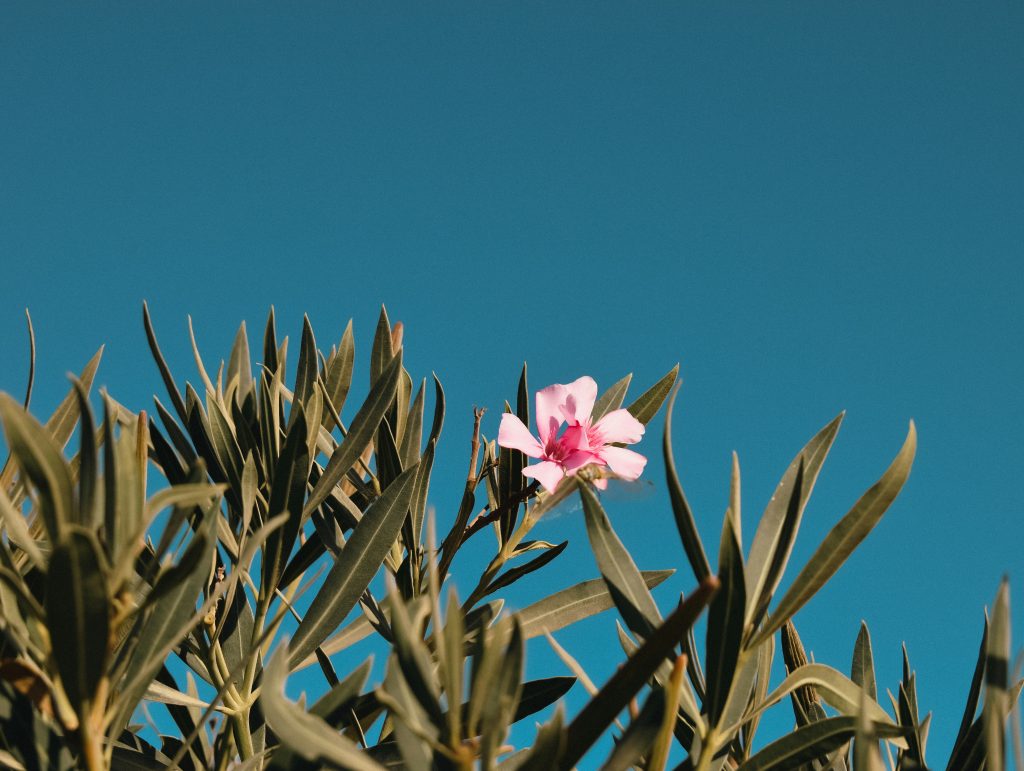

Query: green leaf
[[380, 656, 434, 771], [951, 615, 988, 759], [518, 570, 674, 640], [499, 365, 530, 543], [557, 577, 719, 770], [854, 691, 886, 771], [370, 306, 393, 386], [428, 373, 445, 446], [262, 404, 310, 594], [217, 588, 255, 678], [399, 380, 425, 470], [580, 483, 662, 639], [262, 307, 280, 380], [508, 677, 574, 724], [484, 541, 568, 597], [311, 658, 374, 725], [600, 686, 665, 771], [143, 303, 188, 424], [851, 621, 877, 701], [592, 373, 633, 422], [322, 320, 355, 431], [44, 346, 104, 451], [71, 378, 99, 530], [737, 716, 896, 771], [985, 579, 1010, 771], [409, 439, 435, 549], [739, 663, 898, 737], [45, 527, 110, 713], [227, 321, 254, 401], [442, 588, 465, 741], [625, 364, 678, 426], [304, 351, 404, 518], [0, 394, 76, 543], [290, 463, 420, 667], [745, 413, 843, 628], [750, 422, 916, 648], [505, 706, 565, 771], [705, 511, 746, 725], [480, 619, 524, 767], [388, 594, 444, 727], [663, 384, 711, 583], [113, 506, 217, 730], [293, 315, 318, 408], [0, 487, 45, 570], [261, 646, 385, 771]]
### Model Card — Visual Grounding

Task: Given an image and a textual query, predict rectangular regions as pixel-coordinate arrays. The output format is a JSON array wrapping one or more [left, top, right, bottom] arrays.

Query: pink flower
[[497, 376, 648, 492]]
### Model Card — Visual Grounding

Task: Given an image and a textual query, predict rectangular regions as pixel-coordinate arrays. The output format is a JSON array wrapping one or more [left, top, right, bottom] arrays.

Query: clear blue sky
[[2, 2, 1022, 765]]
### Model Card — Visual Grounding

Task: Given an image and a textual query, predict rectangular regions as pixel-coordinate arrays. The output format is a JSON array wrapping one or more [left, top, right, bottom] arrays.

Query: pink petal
[[522, 460, 565, 492], [593, 477, 609, 491], [600, 446, 648, 480], [497, 413, 544, 458], [593, 409, 645, 445], [535, 383, 567, 445], [560, 424, 592, 453], [560, 376, 598, 425], [563, 449, 600, 473]]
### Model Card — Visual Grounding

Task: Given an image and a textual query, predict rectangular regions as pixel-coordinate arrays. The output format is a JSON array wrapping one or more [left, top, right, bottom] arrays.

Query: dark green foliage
[[0, 309, 1016, 771]]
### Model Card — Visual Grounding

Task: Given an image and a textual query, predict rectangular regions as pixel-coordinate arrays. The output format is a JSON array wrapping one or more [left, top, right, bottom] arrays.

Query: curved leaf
[[663, 384, 711, 583], [262, 647, 385, 771], [304, 352, 404, 518], [290, 463, 420, 667], [626, 365, 679, 426], [558, 577, 718, 770], [45, 527, 110, 712], [751, 422, 916, 647], [518, 570, 674, 640]]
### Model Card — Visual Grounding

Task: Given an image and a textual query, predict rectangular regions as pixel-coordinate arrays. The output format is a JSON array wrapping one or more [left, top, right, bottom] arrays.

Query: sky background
[[2, 2, 1023, 766]]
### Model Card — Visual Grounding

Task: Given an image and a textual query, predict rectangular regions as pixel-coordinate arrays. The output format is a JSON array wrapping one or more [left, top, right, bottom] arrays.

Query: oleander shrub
[[0, 307, 1017, 770]]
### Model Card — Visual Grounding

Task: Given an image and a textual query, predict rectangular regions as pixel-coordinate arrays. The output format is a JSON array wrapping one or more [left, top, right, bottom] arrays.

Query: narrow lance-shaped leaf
[[705, 509, 746, 726], [592, 373, 632, 422], [626, 364, 679, 426], [44, 346, 104, 452], [580, 482, 662, 639], [227, 321, 253, 401], [71, 378, 99, 530], [0, 394, 76, 543], [290, 463, 420, 667], [737, 716, 904, 771], [45, 527, 110, 713], [557, 577, 718, 771], [745, 413, 843, 627], [21, 308, 35, 411], [517, 570, 674, 640], [304, 351, 404, 517], [851, 621, 877, 701], [322, 320, 355, 431], [112, 505, 218, 731], [261, 646, 386, 771], [737, 663, 899, 736], [951, 615, 988, 758], [484, 541, 568, 597], [262, 404, 310, 594], [985, 579, 1011, 771], [292, 315, 318, 409], [600, 686, 666, 771], [750, 422, 916, 648], [369, 305, 393, 386], [663, 383, 711, 582], [143, 302, 188, 424]]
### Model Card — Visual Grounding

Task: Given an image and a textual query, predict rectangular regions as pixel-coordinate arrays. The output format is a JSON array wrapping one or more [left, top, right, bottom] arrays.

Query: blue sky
[[2, 2, 1022, 765]]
